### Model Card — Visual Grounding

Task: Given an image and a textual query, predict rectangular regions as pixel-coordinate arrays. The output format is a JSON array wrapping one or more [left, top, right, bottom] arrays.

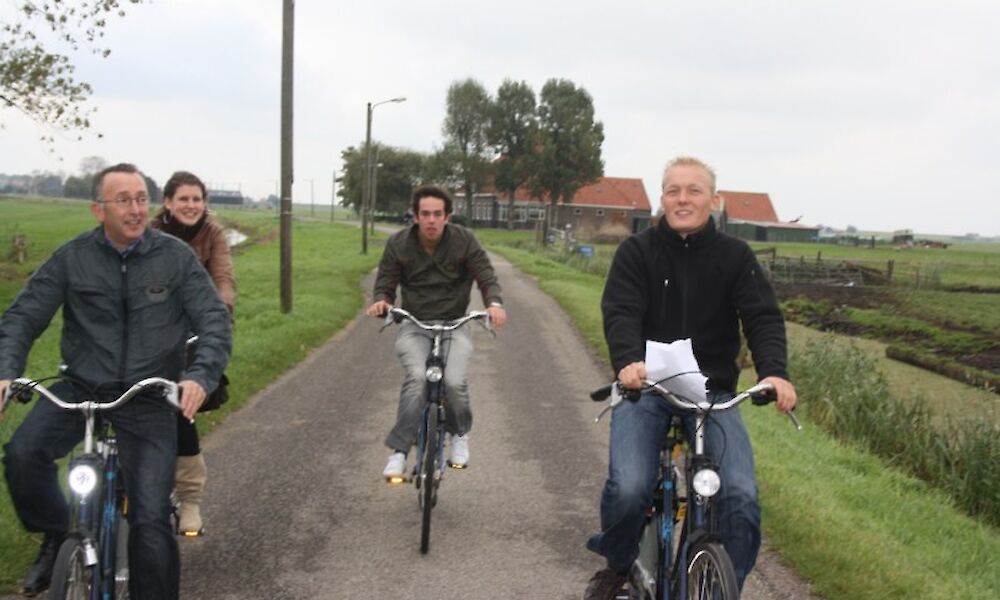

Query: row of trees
[[1, 156, 160, 201], [338, 77, 605, 232]]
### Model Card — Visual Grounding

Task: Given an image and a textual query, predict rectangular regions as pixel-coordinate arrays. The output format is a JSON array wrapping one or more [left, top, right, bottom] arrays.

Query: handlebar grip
[[750, 387, 776, 406], [590, 384, 613, 402]]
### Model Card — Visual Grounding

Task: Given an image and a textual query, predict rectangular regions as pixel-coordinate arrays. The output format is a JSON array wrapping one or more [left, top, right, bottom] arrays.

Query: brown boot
[[175, 454, 207, 537]]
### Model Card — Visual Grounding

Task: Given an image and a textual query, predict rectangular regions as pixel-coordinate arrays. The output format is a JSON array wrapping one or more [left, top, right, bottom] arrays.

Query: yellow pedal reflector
[[387, 476, 406, 484], [182, 530, 202, 537], [448, 462, 468, 470]]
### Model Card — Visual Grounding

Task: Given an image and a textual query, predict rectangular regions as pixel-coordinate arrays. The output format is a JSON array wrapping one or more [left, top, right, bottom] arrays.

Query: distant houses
[[716, 190, 819, 243], [456, 176, 653, 239]]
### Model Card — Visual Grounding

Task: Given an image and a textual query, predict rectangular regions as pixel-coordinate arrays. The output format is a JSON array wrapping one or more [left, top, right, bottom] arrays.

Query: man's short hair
[[164, 171, 207, 201], [411, 185, 453, 215], [92, 163, 143, 201], [662, 156, 717, 194]]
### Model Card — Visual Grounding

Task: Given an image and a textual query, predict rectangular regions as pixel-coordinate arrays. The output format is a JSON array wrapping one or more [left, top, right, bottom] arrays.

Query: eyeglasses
[[100, 195, 150, 207]]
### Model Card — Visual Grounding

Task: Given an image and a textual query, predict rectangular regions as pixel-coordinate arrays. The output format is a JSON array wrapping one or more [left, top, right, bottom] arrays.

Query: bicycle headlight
[[425, 366, 443, 382], [692, 468, 721, 498], [68, 463, 99, 496]]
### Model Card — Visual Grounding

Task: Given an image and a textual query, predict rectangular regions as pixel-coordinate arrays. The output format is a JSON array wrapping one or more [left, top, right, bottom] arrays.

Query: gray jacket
[[0, 227, 232, 395]]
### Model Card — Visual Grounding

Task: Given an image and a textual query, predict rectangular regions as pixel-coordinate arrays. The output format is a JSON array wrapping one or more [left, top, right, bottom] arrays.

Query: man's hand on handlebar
[[759, 375, 797, 413], [178, 380, 207, 421], [366, 299, 393, 318], [486, 305, 507, 330], [617, 361, 647, 390]]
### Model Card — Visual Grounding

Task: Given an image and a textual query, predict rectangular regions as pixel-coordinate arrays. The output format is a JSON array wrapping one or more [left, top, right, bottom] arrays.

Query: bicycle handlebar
[[381, 306, 493, 335], [591, 379, 801, 429], [4, 377, 181, 413]]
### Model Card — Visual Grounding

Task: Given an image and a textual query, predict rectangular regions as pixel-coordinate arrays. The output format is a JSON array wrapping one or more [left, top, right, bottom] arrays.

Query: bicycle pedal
[[385, 474, 409, 485], [447, 460, 469, 470], [180, 528, 204, 538]]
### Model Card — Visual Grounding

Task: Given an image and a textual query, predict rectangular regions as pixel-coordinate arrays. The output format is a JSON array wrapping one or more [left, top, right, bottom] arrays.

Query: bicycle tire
[[114, 513, 130, 599], [48, 535, 96, 600], [685, 541, 739, 600], [419, 400, 440, 554]]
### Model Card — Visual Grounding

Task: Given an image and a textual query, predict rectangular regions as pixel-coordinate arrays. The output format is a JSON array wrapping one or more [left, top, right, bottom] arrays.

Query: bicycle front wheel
[[48, 535, 97, 600], [419, 402, 440, 554], [685, 541, 739, 600]]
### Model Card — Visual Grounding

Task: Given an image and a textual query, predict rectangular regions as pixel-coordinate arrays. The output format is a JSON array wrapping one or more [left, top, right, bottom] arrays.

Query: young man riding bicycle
[[365, 185, 506, 480], [583, 156, 797, 600], [0, 163, 232, 599]]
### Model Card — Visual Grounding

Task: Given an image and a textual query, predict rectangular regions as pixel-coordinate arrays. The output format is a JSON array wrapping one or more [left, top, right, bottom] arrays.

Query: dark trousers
[[2, 381, 180, 600], [177, 412, 200, 456]]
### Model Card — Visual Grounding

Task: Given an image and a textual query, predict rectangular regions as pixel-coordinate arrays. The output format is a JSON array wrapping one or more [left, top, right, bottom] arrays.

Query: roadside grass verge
[[484, 238, 1000, 600], [0, 199, 380, 590]]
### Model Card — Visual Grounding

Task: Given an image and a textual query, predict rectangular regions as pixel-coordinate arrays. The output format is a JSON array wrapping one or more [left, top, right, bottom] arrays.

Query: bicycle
[[3, 376, 180, 600], [590, 379, 800, 600], [381, 306, 492, 554]]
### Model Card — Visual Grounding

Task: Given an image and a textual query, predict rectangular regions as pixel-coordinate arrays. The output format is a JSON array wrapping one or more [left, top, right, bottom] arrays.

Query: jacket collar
[[655, 215, 717, 248]]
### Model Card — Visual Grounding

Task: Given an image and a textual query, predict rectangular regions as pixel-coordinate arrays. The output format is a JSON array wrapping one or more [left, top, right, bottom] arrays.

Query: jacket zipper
[[680, 240, 689, 337], [119, 259, 129, 379]]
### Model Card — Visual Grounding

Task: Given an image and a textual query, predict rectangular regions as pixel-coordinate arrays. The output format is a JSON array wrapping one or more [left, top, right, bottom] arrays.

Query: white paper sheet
[[644, 339, 707, 403]]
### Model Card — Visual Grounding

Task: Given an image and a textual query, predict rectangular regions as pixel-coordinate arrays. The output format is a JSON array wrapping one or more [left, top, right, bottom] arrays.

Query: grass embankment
[[480, 230, 1000, 600], [0, 198, 380, 590]]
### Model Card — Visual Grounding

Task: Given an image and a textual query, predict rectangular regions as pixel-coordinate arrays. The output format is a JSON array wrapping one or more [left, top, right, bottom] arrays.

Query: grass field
[[2, 203, 999, 597]]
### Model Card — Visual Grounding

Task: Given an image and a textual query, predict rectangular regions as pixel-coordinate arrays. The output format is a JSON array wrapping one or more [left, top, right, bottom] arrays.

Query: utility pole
[[361, 96, 406, 253], [279, 0, 294, 313], [331, 171, 337, 222]]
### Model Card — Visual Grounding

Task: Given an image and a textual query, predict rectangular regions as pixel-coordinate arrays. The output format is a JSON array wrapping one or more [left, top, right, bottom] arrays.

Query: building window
[[596, 209, 605, 216], [573, 207, 582, 215]]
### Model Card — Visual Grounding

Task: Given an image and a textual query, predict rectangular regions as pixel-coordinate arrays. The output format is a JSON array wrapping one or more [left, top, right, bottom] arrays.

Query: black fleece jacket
[[601, 217, 789, 393]]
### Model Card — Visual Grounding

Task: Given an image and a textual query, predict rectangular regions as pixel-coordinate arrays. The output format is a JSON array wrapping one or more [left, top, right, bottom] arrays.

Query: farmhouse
[[716, 190, 819, 243], [456, 176, 653, 239]]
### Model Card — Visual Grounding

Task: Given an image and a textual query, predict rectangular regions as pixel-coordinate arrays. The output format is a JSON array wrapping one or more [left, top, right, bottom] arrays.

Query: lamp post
[[362, 96, 406, 254]]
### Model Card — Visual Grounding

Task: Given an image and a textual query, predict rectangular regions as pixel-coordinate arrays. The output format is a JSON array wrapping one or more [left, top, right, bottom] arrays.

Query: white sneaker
[[449, 434, 470, 468], [382, 452, 407, 480]]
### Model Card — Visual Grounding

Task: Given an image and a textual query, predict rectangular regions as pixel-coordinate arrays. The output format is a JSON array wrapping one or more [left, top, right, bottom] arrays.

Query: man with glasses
[[0, 163, 232, 598]]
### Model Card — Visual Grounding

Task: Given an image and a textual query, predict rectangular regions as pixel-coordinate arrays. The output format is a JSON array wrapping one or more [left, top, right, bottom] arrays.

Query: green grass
[[751, 240, 1000, 289], [484, 236, 1000, 600], [0, 198, 381, 590]]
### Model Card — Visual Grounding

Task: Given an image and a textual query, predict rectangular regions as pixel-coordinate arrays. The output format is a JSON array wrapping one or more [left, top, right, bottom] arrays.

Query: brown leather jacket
[[151, 216, 236, 312]]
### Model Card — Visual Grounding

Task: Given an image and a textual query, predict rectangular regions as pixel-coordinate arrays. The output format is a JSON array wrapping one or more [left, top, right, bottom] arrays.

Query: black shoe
[[582, 567, 628, 600], [21, 532, 64, 597]]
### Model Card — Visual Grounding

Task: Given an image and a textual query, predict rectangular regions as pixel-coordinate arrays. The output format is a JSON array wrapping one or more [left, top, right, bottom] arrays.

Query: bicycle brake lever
[[786, 410, 803, 430]]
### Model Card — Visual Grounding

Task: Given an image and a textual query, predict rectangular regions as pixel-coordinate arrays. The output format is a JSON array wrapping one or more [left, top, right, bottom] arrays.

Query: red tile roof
[[718, 190, 778, 222], [483, 177, 651, 211]]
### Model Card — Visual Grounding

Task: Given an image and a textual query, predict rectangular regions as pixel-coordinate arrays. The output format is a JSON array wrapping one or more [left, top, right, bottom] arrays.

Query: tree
[[441, 78, 493, 218], [63, 175, 89, 199], [338, 143, 428, 216], [532, 79, 604, 240], [488, 79, 537, 230], [1, 1, 144, 140]]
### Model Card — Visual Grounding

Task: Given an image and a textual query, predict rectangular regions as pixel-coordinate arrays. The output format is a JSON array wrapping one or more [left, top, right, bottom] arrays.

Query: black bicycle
[[3, 376, 180, 600], [381, 307, 492, 554], [591, 380, 800, 600]]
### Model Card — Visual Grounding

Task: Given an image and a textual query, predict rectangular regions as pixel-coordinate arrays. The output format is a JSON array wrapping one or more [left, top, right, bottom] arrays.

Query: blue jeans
[[385, 321, 474, 452], [2, 381, 180, 600], [586, 390, 761, 588]]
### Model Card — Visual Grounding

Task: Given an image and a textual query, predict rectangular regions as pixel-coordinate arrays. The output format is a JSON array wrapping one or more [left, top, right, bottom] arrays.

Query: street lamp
[[362, 96, 406, 254]]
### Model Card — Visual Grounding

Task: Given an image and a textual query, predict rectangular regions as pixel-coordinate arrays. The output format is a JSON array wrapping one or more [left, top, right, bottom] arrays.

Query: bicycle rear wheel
[[419, 403, 440, 554], [48, 535, 97, 600], [685, 541, 739, 600]]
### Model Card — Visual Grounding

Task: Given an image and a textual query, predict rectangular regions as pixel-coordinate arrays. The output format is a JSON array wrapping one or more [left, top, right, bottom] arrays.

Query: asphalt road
[[22, 251, 817, 599]]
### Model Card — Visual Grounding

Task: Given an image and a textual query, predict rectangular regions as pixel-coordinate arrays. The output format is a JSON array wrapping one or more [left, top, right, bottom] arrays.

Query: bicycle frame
[[382, 307, 491, 553], [593, 380, 796, 600]]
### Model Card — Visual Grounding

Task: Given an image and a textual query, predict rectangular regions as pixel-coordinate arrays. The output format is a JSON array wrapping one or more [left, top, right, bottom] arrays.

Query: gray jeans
[[385, 320, 474, 452]]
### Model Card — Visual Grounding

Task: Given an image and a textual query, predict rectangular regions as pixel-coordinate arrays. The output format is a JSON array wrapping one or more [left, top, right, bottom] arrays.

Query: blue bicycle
[[591, 380, 800, 600], [382, 307, 492, 554], [4, 376, 180, 600]]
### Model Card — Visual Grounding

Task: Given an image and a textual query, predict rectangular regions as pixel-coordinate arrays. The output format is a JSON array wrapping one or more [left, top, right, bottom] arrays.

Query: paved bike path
[[159, 252, 819, 599]]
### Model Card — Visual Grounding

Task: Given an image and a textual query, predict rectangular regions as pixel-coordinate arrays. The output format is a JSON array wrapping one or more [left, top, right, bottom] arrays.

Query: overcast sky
[[2, 0, 998, 236]]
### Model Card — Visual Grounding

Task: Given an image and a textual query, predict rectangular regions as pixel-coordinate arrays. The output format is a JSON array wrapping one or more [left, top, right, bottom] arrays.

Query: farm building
[[716, 190, 819, 243], [457, 177, 653, 239]]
